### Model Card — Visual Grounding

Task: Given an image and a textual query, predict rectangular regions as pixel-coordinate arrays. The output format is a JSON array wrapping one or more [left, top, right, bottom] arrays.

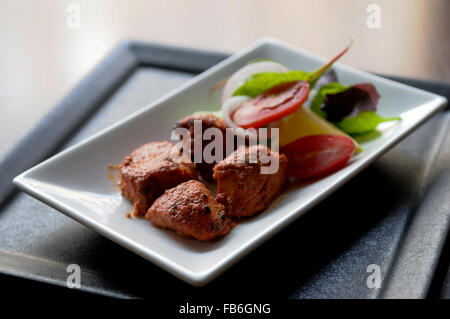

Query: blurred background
[[0, 0, 449, 156]]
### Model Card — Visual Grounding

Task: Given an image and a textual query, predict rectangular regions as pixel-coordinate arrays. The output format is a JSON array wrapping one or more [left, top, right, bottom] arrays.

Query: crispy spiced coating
[[146, 180, 231, 241], [119, 141, 198, 216], [213, 145, 288, 219], [174, 114, 227, 181]]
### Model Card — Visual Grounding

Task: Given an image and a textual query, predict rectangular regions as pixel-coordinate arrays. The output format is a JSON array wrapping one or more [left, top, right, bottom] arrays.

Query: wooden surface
[[0, 0, 449, 156]]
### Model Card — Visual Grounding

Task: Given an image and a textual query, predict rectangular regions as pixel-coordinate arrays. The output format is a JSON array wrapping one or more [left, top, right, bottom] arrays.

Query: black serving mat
[[0, 42, 449, 299]]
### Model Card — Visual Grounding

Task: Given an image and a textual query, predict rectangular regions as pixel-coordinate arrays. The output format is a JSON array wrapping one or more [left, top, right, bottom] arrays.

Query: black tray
[[1, 41, 449, 299]]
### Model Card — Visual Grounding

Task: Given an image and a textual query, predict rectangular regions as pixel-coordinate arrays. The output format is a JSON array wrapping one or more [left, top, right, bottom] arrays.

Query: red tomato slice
[[231, 81, 310, 129], [280, 134, 355, 179]]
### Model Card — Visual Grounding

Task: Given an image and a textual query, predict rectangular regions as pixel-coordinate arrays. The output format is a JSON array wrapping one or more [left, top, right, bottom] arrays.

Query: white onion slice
[[222, 95, 258, 140], [222, 96, 250, 128], [222, 61, 289, 103]]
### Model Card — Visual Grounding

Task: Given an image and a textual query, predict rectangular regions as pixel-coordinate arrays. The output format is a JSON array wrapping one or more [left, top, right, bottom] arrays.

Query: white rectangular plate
[[13, 38, 447, 286]]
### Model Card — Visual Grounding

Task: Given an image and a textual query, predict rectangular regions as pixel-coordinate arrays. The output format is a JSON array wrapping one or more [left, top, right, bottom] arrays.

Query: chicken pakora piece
[[213, 145, 288, 219], [146, 180, 231, 241], [119, 141, 198, 216], [174, 114, 227, 181]]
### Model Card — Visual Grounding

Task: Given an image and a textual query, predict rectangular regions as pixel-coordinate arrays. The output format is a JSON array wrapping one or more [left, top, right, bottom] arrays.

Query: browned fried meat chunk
[[119, 141, 198, 216], [213, 145, 288, 219], [174, 114, 227, 180], [146, 180, 231, 241]]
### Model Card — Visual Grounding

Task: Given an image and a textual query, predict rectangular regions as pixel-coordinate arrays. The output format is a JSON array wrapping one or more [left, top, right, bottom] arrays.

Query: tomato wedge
[[280, 134, 355, 179], [231, 81, 310, 129]]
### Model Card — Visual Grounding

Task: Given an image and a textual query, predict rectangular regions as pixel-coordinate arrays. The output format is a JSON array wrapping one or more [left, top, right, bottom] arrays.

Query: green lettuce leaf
[[310, 82, 349, 118], [336, 111, 400, 135], [232, 70, 309, 98], [232, 44, 351, 98], [310, 82, 399, 134]]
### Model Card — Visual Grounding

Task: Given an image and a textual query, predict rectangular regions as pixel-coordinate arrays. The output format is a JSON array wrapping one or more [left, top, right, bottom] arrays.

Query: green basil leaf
[[336, 111, 400, 135]]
